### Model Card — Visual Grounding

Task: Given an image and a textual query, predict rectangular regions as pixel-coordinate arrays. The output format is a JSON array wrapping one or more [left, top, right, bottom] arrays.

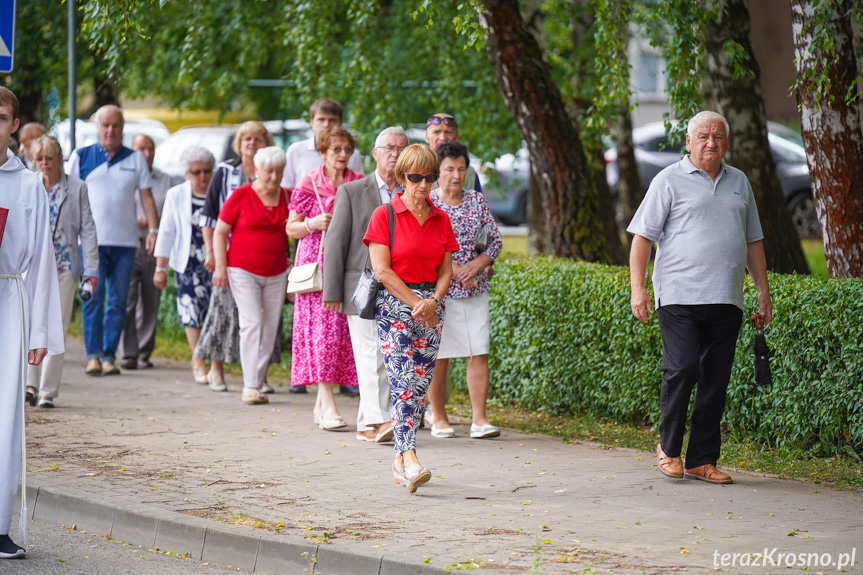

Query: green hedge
[[463, 257, 863, 459]]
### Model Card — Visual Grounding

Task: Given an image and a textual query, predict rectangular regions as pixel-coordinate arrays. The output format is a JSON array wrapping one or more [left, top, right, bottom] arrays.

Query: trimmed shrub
[[457, 257, 863, 458]]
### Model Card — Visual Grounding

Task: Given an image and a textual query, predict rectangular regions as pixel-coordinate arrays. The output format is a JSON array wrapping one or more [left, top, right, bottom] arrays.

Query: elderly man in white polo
[[67, 105, 160, 376], [629, 111, 772, 485]]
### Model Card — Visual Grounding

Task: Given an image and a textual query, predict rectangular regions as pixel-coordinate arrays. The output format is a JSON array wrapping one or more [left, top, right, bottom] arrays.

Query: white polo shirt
[[281, 136, 363, 189], [68, 144, 152, 248]]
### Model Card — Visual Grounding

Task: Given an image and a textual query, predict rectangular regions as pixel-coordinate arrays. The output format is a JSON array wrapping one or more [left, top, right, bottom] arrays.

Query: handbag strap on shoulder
[[308, 173, 326, 264], [362, 202, 395, 270]]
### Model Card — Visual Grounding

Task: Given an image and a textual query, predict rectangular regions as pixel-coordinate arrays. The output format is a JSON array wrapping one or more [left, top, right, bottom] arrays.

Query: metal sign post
[[0, 0, 16, 73]]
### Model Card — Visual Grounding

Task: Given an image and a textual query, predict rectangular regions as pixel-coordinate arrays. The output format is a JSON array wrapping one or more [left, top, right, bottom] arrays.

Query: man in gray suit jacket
[[323, 126, 409, 443]]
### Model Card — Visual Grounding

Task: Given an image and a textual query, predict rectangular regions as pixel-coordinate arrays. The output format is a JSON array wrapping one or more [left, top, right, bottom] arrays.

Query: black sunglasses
[[404, 172, 439, 184], [427, 116, 457, 127]]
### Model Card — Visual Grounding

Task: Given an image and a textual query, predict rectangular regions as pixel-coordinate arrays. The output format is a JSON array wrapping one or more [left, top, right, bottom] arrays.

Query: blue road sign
[[0, 0, 16, 73]]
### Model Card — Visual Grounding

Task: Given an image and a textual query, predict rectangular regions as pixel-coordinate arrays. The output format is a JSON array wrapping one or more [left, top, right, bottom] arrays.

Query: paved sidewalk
[[20, 339, 862, 574]]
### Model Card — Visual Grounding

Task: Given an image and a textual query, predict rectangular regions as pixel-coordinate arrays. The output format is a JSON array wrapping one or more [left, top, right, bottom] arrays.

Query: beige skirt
[[437, 292, 490, 359]]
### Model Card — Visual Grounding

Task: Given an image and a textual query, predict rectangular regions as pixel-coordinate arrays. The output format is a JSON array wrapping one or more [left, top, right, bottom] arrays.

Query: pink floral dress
[[288, 166, 363, 386]]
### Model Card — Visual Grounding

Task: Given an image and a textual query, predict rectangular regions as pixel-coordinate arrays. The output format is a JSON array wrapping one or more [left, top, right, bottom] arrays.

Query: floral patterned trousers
[[376, 287, 445, 453]]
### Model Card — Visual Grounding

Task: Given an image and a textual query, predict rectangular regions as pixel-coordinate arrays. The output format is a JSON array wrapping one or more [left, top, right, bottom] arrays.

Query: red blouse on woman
[[363, 193, 459, 283], [218, 183, 290, 276]]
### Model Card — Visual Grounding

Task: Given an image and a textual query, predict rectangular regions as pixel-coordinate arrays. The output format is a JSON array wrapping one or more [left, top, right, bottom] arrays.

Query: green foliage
[[77, 0, 521, 160], [466, 257, 863, 458]]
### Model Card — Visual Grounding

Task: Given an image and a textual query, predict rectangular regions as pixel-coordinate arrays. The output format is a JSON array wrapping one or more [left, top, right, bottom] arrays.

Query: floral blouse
[[430, 189, 502, 299]]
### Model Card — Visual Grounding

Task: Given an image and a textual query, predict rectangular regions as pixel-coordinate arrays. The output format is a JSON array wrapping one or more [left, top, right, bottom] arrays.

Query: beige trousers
[[227, 267, 288, 389], [347, 314, 390, 431], [27, 271, 77, 399]]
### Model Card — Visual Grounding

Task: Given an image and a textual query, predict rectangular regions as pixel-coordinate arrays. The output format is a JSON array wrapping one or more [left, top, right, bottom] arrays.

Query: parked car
[[153, 121, 314, 178], [605, 121, 820, 237], [52, 118, 171, 160]]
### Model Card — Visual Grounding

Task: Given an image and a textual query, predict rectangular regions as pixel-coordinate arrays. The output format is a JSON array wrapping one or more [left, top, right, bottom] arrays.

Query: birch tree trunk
[[482, 0, 610, 261], [790, 0, 863, 277], [702, 0, 809, 274]]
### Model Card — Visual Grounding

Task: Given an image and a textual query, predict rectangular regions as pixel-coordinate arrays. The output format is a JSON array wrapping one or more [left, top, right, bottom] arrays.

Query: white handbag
[[287, 175, 326, 295]]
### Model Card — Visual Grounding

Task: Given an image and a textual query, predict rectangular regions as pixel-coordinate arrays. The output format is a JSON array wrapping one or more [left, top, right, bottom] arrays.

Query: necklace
[[407, 202, 429, 218]]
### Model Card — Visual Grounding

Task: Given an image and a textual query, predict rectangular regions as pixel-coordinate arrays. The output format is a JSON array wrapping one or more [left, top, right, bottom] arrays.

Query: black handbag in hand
[[475, 222, 489, 254], [351, 203, 394, 320]]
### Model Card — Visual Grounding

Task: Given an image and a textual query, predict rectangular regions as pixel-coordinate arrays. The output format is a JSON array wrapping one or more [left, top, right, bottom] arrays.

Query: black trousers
[[657, 304, 742, 469]]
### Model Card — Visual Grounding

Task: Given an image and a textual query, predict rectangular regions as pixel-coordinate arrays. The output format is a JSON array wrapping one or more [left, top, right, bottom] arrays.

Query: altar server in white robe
[[0, 87, 64, 559]]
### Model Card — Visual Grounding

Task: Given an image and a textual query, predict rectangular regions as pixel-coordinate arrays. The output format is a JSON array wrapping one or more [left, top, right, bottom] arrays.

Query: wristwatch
[[155, 266, 167, 273], [148, 228, 159, 234], [428, 296, 440, 306]]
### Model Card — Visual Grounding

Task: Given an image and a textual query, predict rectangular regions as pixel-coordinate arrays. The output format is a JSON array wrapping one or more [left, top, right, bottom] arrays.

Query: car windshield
[[767, 132, 807, 162]]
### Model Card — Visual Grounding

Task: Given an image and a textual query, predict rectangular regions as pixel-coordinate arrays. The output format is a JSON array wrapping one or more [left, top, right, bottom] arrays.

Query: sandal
[[404, 466, 432, 494], [191, 362, 208, 385], [241, 387, 269, 404]]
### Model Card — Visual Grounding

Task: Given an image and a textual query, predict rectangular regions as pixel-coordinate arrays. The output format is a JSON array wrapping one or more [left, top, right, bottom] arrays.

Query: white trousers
[[347, 314, 390, 431], [227, 267, 288, 389], [27, 271, 77, 399]]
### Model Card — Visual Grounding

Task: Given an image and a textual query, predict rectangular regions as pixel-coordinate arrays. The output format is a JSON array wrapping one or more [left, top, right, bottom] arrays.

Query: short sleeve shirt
[[67, 144, 152, 248], [363, 193, 459, 284], [627, 156, 763, 310], [218, 184, 290, 276]]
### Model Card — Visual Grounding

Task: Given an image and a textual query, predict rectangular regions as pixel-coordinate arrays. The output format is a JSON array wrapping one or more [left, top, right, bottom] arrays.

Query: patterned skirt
[[175, 254, 212, 328], [194, 286, 283, 364]]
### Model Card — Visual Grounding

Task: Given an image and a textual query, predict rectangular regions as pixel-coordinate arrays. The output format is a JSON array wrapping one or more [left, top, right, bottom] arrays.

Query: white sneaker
[[470, 423, 500, 439], [422, 407, 434, 428], [207, 372, 227, 392], [260, 382, 275, 394], [430, 423, 455, 438]]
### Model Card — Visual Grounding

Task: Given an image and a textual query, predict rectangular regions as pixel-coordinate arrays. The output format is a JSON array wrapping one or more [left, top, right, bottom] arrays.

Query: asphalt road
[[0, 519, 237, 575]]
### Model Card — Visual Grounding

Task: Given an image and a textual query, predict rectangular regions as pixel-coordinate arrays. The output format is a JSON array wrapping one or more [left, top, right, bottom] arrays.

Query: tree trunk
[[527, 171, 549, 253], [613, 105, 643, 242], [702, 0, 809, 274], [790, 0, 863, 277], [481, 0, 609, 261], [521, 0, 549, 254], [568, 0, 627, 264]]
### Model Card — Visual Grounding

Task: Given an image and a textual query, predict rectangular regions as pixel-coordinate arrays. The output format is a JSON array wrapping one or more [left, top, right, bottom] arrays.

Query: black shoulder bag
[[351, 203, 394, 320]]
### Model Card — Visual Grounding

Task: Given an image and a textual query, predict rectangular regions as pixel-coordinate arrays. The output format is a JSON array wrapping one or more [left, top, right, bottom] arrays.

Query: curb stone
[[24, 485, 447, 575]]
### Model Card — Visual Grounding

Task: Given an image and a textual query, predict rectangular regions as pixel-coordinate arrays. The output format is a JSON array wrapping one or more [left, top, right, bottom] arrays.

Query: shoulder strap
[[308, 174, 326, 264], [386, 202, 394, 251]]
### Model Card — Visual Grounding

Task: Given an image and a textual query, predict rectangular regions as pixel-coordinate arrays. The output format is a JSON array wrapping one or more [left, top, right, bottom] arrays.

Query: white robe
[[0, 150, 63, 539]]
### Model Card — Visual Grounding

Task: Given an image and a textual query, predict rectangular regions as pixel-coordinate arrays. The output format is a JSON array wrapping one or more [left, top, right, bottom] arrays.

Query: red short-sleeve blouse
[[218, 183, 290, 276], [363, 193, 459, 283]]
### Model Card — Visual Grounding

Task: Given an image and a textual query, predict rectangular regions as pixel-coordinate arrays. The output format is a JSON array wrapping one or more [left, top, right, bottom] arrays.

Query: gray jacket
[[323, 173, 383, 314], [42, 172, 100, 280]]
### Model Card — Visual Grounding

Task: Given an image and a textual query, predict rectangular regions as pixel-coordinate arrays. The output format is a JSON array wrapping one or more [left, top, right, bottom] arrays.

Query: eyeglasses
[[404, 172, 438, 184], [189, 169, 213, 176], [329, 146, 354, 155], [427, 116, 457, 127], [378, 145, 407, 155]]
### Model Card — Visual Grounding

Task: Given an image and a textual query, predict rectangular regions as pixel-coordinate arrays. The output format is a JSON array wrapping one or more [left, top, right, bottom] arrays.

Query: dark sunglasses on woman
[[426, 116, 457, 127], [404, 172, 439, 184]]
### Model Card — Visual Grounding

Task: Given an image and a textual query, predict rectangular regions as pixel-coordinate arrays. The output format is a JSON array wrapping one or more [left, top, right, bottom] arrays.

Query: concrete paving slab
[[20, 338, 863, 574], [255, 537, 318, 575]]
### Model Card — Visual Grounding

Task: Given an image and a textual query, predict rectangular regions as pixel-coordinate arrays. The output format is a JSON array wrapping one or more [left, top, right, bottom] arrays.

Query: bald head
[[132, 134, 156, 169], [19, 122, 46, 161], [95, 105, 125, 154]]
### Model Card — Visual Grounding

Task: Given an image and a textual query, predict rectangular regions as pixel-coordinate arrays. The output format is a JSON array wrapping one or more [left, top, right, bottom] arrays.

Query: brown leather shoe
[[656, 444, 683, 478], [355, 429, 377, 442], [684, 464, 733, 484]]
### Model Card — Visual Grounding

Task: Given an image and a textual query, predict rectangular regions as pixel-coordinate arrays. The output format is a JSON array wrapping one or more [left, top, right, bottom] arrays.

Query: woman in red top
[[363, 144, 459, 493], [213, 147, 290, 404]]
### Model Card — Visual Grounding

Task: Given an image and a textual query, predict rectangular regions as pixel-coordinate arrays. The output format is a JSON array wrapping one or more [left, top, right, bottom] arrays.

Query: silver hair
[[374, 126, 408, 148], [254, 146, 287, 170], [687, 111, 729, 138], [180, 145, 216, 171], [94, 104, 124, 125]]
